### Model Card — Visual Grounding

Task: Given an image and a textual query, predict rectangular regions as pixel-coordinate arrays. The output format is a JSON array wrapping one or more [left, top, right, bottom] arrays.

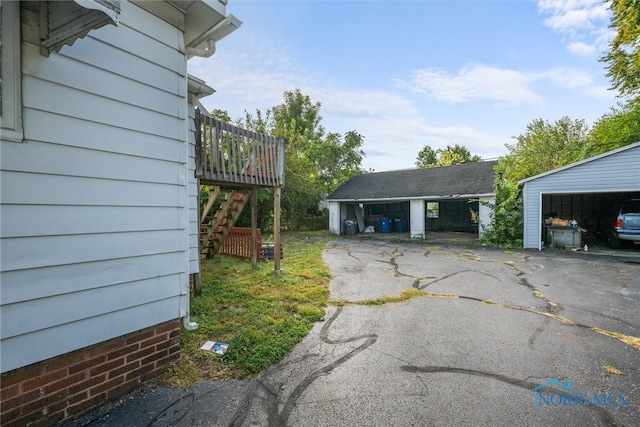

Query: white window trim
[[1, 1, 23, 142]]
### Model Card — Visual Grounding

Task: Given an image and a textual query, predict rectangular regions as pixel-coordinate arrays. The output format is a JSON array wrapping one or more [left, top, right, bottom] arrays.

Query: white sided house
[[519, 142, 640, 250], [0, 2, 285, 425]]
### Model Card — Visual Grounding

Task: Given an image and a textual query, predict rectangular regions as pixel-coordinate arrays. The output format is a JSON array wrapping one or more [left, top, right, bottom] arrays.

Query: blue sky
[[189, 0, 621, 172]]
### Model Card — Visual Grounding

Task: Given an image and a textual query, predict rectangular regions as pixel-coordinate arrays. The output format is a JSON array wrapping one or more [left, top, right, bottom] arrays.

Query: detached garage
[[520, 142, 640, 250], [326, 161, 497, 238]]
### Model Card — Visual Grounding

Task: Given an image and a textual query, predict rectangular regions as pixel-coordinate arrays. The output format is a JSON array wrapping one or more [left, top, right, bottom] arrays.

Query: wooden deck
[[195, 109, 285, 188]]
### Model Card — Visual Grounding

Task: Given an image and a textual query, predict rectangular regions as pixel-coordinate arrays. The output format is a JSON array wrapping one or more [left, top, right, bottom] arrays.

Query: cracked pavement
[[236, 240, 640, 426], [66, 239, 640, 427]]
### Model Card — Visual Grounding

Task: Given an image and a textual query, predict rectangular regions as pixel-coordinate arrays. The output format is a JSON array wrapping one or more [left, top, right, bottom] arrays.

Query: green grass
[[160, 231, 333, 386]]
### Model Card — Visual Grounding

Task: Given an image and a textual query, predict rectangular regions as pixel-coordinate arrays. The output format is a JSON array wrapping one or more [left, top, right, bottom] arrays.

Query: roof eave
[[518, 141, 640, 186], [326, 192, 495, 202]]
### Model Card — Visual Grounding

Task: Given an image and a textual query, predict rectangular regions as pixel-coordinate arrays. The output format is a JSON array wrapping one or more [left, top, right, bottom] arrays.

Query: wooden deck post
[[251, 186, 258, 267], [273, 187, 282, 274]]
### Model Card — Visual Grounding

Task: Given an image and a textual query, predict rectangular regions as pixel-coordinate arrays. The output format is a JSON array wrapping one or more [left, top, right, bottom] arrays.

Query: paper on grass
[[200, 340, 229, 355]]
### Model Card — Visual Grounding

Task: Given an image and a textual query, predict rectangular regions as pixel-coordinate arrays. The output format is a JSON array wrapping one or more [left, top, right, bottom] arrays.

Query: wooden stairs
[[200, 186, 252, 258]]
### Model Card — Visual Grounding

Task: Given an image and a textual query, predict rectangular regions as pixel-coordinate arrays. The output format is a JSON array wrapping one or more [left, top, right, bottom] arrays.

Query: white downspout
[[183, 316, 198, 331], [187, 39, 216, 59]]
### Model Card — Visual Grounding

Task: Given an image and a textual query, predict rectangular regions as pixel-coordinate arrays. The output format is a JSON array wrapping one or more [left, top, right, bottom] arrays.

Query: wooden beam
[[192, 272, 202, 296], [273, 187, 282, 274], [200, 186, 221, 224], [251, 186, 258, 267]]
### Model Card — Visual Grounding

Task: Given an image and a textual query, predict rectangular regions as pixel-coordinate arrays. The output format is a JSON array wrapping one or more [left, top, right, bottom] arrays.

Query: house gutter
[[186, 14, 242, 59], [187, 39, 216, 59], [326, 193, 495, 203]]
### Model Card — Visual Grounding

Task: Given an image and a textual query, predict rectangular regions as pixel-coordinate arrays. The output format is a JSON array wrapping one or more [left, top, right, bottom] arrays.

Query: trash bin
[[345, 219, 357, 236], [393, 217, 406, 232], [547, 226, 582, 248], [379, 217, 391, 233]]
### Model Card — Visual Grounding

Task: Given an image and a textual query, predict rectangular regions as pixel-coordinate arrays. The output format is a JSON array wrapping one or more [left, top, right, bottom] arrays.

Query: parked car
[[606, 199, 640, 248]]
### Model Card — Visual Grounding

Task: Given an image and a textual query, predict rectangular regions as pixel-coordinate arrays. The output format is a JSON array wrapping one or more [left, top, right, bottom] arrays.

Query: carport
[[519, 142, 640, 250], [326, 161, 497, 238]]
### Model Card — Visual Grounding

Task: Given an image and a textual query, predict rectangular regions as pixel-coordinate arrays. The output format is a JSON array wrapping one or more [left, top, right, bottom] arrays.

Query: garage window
[[427, 202, 439, 218]]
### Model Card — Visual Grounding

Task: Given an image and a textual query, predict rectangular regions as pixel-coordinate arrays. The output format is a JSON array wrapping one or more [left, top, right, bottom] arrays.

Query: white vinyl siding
[[187, 106, 200, 273], [0, 1, 190, 373], [521, 143, 640, 249], [0, 1, 23, 141]]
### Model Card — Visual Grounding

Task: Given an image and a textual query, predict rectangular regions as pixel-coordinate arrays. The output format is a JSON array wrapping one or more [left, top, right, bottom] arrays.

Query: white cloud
[[350, 116, 505, 171], [188, 34, 320, 114], [537, 0, 611, 56], [307, 88, 420, 119], [532, 67, 614, 99], [568, 41, 596, 56], [401, 63, 611, 106], [403, 64, 541, 106]]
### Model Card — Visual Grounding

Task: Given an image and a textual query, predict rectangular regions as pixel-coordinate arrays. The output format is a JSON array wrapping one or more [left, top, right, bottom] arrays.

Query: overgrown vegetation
[[160, 231, 333, 386], [225, 89, 368, 232], [478, 163, 523, 248]]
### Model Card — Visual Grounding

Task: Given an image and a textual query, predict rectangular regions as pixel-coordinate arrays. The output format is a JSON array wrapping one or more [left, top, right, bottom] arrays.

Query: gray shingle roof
[[327, 160, 497, 200]]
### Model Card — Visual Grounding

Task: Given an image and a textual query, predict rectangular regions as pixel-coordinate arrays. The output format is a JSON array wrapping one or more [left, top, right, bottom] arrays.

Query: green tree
[[586, 101, 640, 155], [501, 116, 589, 183], [415, 144, 481, 168], [415, 145, 438, 168], [269, 89, 325, 153], [601, 0, 640, 101], [312, 130, 366, 196], [211, 109, 232, 122], [438, 144, 482, 166], [239, 89, 367, 230], [269, 90, 325, 230], [479, 159, 523, 248], [485, 116, 588, 247]]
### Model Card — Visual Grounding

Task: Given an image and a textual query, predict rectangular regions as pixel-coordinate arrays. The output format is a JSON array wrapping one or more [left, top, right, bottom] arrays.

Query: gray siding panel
[[522, 144, 640, 249], [2, 274, 182, 338], [187, 106, 199, 273], [1, 253, 184, 304], [23, 76, 184, 140], [1, 172, 183, 206], [1, 205, 183, 238], [22, 109, 185, 162], [3, 230, 186, 272], [0, 0, 191, 373], [2, 140, 183, 184], [1, 298, 181, 374], [23, 43, 184, 118]]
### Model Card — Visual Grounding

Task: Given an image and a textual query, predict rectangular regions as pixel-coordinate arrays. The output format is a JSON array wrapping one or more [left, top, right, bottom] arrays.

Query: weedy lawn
[[160, 231, 334, 386]]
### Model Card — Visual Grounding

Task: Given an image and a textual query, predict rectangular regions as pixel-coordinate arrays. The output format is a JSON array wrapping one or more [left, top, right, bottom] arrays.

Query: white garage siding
[[0, 1, 190, 373], [520, 143, 640, 250]]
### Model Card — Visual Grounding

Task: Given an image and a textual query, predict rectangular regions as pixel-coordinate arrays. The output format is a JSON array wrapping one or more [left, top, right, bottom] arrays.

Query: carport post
[[273, 187, 282, 274], [410, 199, 425, 238]]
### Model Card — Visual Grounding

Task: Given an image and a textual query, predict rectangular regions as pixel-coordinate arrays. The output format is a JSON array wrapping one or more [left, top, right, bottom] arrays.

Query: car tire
[[608, 231, 621, 249]]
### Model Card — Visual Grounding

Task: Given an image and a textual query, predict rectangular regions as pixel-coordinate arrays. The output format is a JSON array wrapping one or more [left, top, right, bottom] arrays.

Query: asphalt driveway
[[62, 239, 640, 427]]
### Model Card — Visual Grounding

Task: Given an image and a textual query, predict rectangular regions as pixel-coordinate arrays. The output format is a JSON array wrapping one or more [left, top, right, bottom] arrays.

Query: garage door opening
[[343, 201, 410, 234], [541, 191, 640, 248], [425, 199, 479, 233]]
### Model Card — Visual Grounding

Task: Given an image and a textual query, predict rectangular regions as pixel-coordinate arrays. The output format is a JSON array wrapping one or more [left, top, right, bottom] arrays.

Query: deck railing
[[195, 109, 285, 187]]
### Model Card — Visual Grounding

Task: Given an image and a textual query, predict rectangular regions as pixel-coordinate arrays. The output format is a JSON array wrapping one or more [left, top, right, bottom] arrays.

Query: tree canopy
[[601, 0, 640, 102], [415, 144, 481, 168], [228, 89, 367, 231], [587, 101, 640, 156], [500, 116, 589, 184]]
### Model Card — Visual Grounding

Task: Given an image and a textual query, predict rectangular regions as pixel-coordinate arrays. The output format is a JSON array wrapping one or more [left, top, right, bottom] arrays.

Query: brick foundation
[[1, 320, 181, 427]]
